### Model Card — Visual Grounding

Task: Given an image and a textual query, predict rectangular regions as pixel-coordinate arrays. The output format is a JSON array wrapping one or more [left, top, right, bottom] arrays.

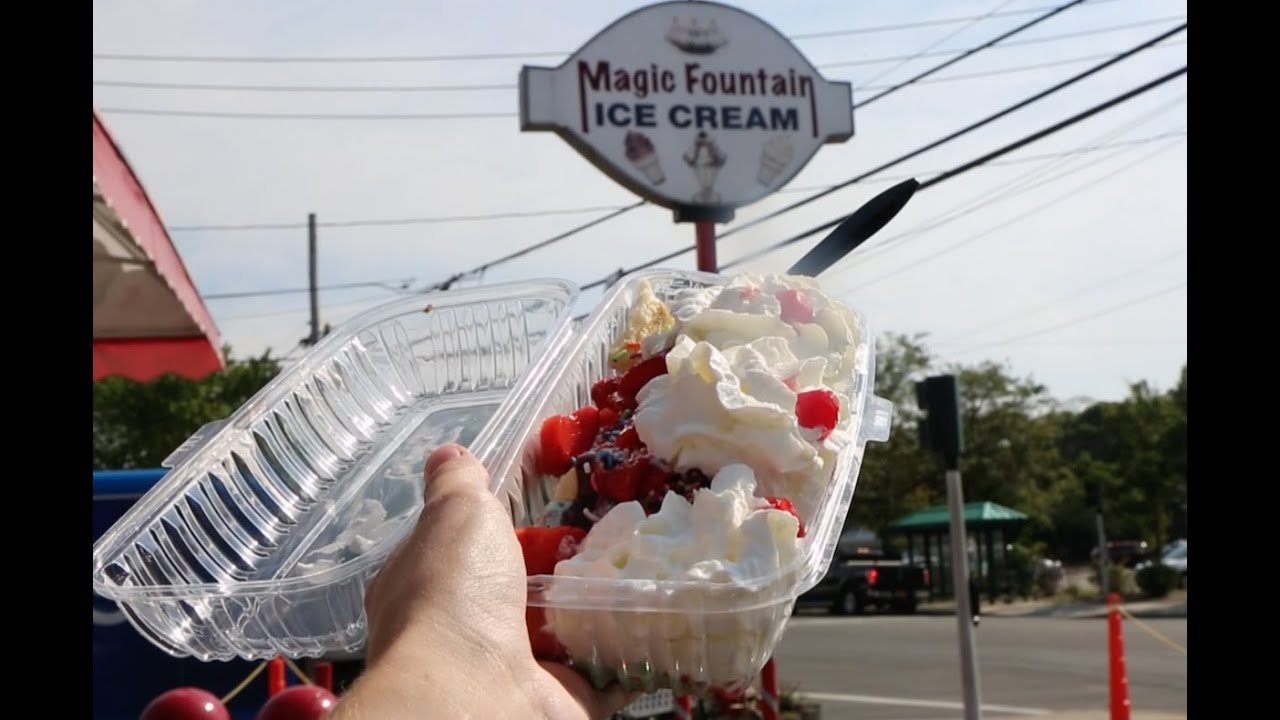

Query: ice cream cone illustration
[[683, 131, 727, 204], [625, 131, 665, 185], [757, 135, 795, 186]]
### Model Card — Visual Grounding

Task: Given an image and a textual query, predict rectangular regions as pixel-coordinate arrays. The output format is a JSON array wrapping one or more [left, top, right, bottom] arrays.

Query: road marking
[[802, 692, 1051, 716]]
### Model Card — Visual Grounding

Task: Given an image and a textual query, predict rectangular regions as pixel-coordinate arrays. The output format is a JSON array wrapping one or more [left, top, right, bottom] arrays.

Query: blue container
[[93, 470, 275, 720]]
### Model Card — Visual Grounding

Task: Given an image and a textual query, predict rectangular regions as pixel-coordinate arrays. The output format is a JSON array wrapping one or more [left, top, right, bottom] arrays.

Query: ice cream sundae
[[665, 17, 729, 55], [683, 132, 728, 204], [757, 135, 795, 186], [625, 131, 665, 185], [513, 273, 866, 692]]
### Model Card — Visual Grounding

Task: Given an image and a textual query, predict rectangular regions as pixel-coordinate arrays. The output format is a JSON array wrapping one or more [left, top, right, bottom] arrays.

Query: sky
[[92, 0, 1188, 404]]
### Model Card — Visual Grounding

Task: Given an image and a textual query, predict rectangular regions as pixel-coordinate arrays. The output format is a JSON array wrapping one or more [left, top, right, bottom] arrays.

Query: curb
[[917, 600, 1187, 620]]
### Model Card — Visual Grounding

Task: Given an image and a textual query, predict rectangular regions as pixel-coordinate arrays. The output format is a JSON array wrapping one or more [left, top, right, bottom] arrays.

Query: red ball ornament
[[140, 688, 231, 720], [256, 686, 338, 720]]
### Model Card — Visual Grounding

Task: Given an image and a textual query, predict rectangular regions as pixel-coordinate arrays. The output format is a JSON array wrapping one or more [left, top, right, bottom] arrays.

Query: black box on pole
[[916, 374, 964, 469]]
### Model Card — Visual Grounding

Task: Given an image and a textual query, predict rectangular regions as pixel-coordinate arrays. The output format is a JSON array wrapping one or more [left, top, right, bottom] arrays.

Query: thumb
[[422, 443, 491, 505]]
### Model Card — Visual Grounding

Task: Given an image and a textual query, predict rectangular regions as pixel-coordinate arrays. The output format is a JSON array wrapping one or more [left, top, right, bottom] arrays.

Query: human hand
[[329, 444, 632, 720]]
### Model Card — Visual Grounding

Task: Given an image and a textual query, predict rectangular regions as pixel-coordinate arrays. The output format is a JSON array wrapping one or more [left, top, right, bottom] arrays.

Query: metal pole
[[307, 212, 319, 345], [1096, 511, 1110, 598], [946, 468, 983, 720], [695, 220, 717, 272]]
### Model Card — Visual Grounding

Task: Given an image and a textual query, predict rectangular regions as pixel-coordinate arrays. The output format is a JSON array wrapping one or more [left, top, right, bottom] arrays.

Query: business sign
[[519, 1, 854, 221]]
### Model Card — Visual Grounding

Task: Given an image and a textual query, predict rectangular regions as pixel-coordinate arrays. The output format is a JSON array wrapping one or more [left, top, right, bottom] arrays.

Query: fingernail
[[425, 443, 466, 480]]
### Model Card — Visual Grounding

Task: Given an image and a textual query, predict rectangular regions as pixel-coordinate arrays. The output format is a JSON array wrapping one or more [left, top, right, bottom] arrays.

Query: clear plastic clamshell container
[[481, 269, 894, 695], [90, 279, 579, 661]]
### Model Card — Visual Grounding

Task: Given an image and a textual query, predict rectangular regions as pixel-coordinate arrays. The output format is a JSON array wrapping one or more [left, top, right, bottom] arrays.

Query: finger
[[539, 662, 638, 720], [422, 443, 489, 504]]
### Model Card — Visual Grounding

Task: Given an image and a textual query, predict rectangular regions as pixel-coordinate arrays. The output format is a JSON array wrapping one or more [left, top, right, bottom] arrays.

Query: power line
[[772, 131, 1185, 196], [417, 202, 647, 293], [857, 39, 1185, 92], [931, 246, 1187, 346], [204, 278, 415, 301], [95, 16, 1185, 122], [860, 0, 1021, 89], [169, 203, 634, 233], [173, 133, 1180, 242], [831, 133, 1185, 294], [220, 292, 392, 322], [93, 37, 1187, 97], [577, 25, 1186, 289], [817, 15, 1185, 69], [850, 95, 1186, 263], [95, 107, 515, 121], [711, 23, 1183, 245], [90, 2, 1126, 64], [184, 130, 1184, 309], [723, 67, 1186, 274], [946, 281, 1187, 356]]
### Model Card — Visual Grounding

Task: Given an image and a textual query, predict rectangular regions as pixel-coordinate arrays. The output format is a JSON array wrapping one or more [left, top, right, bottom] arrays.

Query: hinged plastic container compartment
[[479, 269, 894, 694], [91, 279, 579, 661]]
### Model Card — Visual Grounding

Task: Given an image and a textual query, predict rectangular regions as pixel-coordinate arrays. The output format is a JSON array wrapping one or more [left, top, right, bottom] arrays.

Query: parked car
[[1091, 540, 1155, 568], [1153, 540, 1187, 587], [798, 548, 930, 615]]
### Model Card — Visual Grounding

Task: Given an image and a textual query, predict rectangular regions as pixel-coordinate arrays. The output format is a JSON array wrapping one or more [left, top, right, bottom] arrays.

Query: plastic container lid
[[90, 279, 579, 661]]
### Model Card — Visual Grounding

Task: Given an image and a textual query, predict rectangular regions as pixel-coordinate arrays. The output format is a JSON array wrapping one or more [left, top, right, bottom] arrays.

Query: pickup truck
[[798, 551, 931, 615]]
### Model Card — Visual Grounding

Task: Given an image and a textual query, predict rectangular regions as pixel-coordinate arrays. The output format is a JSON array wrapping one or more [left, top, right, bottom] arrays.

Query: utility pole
[[1089, 483, 1109, 597], [307, 212, 319, 346], [917, 374, 982, 720]]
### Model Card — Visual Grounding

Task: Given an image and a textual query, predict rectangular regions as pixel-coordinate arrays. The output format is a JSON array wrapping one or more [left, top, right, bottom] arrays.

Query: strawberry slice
[[591, 376, 631, 412], [614, 424, 643, 450], [764, 496, 806, 537], [795, 389, 839, 441], [776, 289, 815, 324], [594, 456, 669, 506], [538, 416, 577, 476], [537, 407, 600, 476], [515, 525, 586, 576], [569, 405, 600, 452], [515, 526, 586, 660], [598, 407, 620, 430], [618, 353, 669, 400]]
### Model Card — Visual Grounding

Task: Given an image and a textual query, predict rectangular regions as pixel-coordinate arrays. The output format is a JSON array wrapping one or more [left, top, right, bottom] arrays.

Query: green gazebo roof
[[884, 501, 1028, 533]]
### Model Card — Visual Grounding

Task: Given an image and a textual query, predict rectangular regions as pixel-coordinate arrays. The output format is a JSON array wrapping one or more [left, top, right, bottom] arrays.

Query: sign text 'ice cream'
[[519, 1, 854, 221]]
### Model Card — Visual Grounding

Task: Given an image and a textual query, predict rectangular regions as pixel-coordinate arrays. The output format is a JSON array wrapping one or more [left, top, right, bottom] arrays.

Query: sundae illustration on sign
[[683, 131, 728, 204], [757, 135, 795, 186], [665, 17, 729, 54], [625, 131, 665, 185]]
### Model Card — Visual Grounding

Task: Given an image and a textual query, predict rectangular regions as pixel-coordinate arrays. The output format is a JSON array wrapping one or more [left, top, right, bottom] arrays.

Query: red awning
[[93, 111, 225, 382]]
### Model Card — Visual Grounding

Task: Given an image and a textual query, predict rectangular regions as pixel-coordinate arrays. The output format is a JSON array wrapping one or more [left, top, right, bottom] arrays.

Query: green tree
[[851, 333, 941, 534], [93, 347, 283, 469]]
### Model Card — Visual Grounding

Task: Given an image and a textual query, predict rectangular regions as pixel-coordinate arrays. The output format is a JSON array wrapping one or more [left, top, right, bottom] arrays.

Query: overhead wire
[[719, 66, 1186, 275], [575, 22, 1187, 289], [849, 93, 1187, 264], [930, 246, 1187, 347], [89, 0, 1128, 64], [579, 32, 1187, 292], [944, 281, 1187, 356], [824, 132, 1186, 296]]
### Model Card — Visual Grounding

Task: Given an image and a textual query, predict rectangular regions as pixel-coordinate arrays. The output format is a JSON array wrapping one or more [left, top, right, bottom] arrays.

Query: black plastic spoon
[[786, 178, 920, 277]]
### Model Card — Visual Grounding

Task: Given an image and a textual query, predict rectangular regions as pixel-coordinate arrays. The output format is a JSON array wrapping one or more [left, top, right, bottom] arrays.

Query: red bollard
[[759, 658, 780, 720], [313, 661, 334, 693], [267, 657, 287, 698], [1107, 593, 1131, 720]]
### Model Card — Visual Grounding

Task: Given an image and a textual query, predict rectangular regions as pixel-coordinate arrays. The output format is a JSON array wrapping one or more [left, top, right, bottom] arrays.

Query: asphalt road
[[772, 612, 1187, 720]]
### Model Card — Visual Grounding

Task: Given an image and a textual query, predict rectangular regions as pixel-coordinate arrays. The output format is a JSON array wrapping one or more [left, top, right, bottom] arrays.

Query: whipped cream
[[545, 465, 799, 682], [632, 274, 861, 515]]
